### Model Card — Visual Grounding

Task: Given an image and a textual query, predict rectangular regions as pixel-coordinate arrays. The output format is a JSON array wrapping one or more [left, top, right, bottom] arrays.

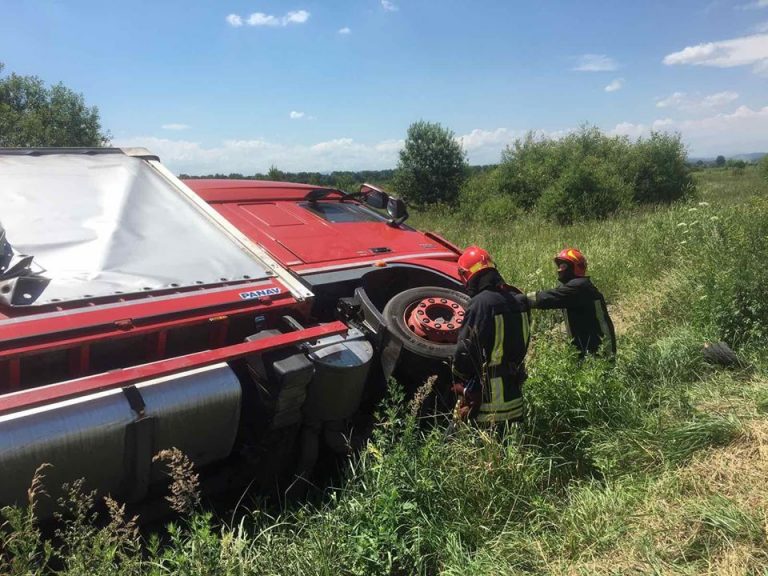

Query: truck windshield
[[299, 201, 387, 224]]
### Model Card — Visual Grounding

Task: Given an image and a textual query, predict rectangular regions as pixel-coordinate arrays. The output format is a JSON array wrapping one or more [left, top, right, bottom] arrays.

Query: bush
[[393, 121, 468, 207], [497, 133, 564, 209], [458, 169, 522, 223], [626, 132, 695, 204], [537, 156, 632, 224], [467, 126, 695, 223]]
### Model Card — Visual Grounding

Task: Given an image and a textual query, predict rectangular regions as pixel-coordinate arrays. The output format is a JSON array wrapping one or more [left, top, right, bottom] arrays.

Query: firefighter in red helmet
[[451, 246, 531, 425], [528, 248, 616, 358]]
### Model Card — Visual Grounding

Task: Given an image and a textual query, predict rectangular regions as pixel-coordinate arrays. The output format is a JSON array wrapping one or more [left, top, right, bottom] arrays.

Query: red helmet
[[457, 245, 495, 285], [555, 247, 587, 277]]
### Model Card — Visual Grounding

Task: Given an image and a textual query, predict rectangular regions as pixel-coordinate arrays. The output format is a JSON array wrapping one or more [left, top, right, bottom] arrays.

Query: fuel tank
[[0, 364, 241, 516]]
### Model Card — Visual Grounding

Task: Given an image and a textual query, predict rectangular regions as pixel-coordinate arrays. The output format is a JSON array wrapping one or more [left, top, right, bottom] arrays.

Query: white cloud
[[604, 78, 624, 92], [739, 0, 768, 9], [611, 104, 768, 156], [381, 0, 398, 12], [289, 111, 305, 120], [338, 27, 351, 34], [755, 21, 768, 32], [458, 128, 519, 153], [754, 58, 768, 75], [162, 123, 191, 131], [225, 14, 243, 27], [573, 54, 618, 72], [112, 135, 404, 174], [656, 90, 739, 111], [663, 33, 768, 75], [116, 100, 768, 175], [284, 10, 310, 24], [611, 122, 649, 138], [247, 13, 279, 26], [228, 10, 311, 28]]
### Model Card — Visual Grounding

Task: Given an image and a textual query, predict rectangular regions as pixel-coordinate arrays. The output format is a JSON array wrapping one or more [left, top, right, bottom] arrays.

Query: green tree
[[393, 120, 467, 206], [0, 63, 109, 147], [715, 155, 726, 167], [266, 165, 284, 181]]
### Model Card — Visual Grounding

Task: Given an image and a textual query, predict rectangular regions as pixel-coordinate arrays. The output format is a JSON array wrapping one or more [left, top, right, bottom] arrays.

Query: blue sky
[[1, 0, 767, 174]]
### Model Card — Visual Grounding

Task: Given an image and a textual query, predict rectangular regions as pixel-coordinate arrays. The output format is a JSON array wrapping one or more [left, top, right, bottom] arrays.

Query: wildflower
[[367, 443, 383, 462], [698, 201, 710, 207]]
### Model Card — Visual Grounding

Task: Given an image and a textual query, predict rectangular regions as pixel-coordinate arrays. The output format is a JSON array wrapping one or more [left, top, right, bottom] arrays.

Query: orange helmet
[[555, 247, 587, 277], [457, 245, 495, 285]]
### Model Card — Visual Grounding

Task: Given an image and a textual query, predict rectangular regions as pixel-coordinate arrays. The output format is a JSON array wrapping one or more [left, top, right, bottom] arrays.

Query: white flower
[[698, 202, 710, 207]]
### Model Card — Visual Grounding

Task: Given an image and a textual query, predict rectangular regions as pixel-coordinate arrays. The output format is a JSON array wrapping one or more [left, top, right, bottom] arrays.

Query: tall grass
[[2, 168, 767, 575]]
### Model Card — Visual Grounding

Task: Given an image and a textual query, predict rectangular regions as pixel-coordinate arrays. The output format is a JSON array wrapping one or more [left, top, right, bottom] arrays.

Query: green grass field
[[2, 167, 767, 575]]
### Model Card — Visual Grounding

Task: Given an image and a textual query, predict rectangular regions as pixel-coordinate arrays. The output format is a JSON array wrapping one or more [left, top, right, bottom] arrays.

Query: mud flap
[[380, 333, 402, 380]]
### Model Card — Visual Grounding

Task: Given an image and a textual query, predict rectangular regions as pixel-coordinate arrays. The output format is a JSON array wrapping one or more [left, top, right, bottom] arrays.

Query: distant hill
[[690, 152, 766, 163], [730, 152, 767, 162]]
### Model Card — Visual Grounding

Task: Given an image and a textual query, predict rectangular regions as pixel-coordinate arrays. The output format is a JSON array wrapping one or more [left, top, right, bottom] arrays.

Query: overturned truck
[[0, 148, 471, 514]]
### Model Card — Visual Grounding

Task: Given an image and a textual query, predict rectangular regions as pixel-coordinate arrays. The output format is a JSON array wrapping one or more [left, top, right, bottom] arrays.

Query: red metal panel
[[0, 321, 347, 416], [0, 298, 310, 363], [0, 281, 294, 350]]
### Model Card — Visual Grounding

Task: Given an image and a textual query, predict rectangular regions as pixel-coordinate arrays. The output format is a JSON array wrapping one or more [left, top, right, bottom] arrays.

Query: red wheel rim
[[405, 297, 466, 343]]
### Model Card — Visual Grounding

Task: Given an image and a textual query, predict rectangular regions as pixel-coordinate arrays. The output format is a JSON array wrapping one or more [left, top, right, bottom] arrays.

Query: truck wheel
[[382, 286, 470, 360]]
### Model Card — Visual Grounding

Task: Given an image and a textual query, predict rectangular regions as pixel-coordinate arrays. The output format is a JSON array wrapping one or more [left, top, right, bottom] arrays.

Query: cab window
[[299, 201, 386, 223]]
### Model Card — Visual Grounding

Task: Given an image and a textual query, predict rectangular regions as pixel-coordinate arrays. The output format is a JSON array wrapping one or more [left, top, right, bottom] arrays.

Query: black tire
[[382, 286, 470, 360]]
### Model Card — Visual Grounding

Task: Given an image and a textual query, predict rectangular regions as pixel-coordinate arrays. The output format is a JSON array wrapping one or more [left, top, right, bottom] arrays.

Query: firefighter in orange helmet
[[528, 248, 616, 358], [451, 246, 531, 425]]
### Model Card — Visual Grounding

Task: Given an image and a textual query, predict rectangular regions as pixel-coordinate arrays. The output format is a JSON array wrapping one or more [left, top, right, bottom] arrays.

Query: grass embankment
[[2, 167, 767, 575]]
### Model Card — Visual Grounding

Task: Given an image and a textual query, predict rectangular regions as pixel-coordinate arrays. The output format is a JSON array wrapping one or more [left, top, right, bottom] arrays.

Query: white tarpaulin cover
[[0, 150, 276, 306]]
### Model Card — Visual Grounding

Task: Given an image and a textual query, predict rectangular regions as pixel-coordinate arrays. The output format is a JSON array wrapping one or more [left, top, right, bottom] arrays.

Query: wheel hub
[[405, 297, 466, 343]]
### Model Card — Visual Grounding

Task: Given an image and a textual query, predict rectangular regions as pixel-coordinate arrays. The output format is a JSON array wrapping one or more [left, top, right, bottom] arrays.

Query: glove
[[462, 387, 482, 420], [452, 385, 481, 422], [451, 383, 465, 396]]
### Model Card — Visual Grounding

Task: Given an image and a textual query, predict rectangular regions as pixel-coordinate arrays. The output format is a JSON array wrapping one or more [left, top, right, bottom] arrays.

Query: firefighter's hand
[[451, 383, 465, 396]]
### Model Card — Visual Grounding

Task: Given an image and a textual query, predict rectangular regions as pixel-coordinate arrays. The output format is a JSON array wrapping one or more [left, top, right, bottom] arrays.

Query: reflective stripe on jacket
[[454, 285, 531, 424]]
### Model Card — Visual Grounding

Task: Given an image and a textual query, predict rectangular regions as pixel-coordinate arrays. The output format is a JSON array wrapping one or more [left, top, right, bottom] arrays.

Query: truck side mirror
[[386, 197, 409, 226], [359, 183, 389, 210]]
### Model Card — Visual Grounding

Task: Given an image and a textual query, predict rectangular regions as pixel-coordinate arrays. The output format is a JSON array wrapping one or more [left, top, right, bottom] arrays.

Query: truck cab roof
[[183, 179, 459, 274]]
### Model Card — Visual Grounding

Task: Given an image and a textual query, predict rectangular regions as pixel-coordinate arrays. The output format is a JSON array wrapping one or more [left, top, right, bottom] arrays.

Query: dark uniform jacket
[[453, 276, 531, 423], [532, 276, 616, 357]]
